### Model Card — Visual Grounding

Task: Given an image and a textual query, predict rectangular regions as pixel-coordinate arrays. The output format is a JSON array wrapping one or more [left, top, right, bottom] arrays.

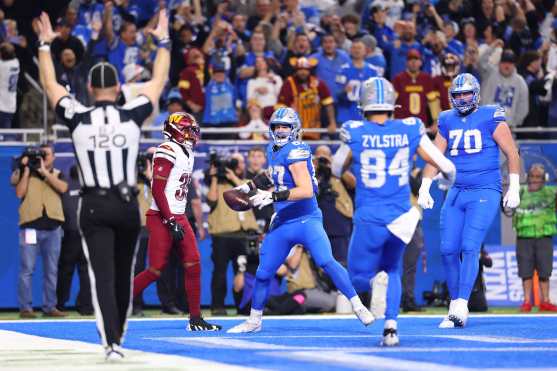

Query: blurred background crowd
[[1, 0, 557, 137]]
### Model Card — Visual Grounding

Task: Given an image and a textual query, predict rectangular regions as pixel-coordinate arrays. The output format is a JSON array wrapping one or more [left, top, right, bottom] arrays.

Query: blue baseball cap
[[166, 89, 182, 104]]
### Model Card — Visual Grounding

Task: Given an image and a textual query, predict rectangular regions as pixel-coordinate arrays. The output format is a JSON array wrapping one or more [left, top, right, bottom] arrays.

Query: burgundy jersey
[[432, 75, 452, 111], [150, 141, 194, 215], [392, 71, 437, 125]]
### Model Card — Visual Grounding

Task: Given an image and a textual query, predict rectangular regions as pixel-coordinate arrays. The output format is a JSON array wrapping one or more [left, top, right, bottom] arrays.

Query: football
[[223, 188, 252, 211]]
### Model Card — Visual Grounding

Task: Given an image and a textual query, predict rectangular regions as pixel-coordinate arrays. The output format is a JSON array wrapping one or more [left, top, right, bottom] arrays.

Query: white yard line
[[0, 330, 260, 371]]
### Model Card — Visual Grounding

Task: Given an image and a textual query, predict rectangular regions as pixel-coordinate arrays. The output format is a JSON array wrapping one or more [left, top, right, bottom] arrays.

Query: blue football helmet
[[269, 107, 301, 146], [359, 77, 396, 113], [449, 73, 480, 114]]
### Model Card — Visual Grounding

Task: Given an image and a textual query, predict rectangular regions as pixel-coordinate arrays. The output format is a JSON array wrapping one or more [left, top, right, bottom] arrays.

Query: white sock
[[384, 319, 397, 330], [455, 298, 468, 307], [249, 309, 263, 323], [350, 296, 364, 309]]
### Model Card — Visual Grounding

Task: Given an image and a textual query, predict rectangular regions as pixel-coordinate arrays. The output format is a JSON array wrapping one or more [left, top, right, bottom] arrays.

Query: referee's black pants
[[79, 191, 140, 347]]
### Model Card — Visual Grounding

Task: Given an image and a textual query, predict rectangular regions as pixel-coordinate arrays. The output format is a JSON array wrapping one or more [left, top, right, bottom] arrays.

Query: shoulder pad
[[401, 117, 419, 126], [288, 146, 311, 161], [159, 143, 175, 152], [340, 120, 363, 143]]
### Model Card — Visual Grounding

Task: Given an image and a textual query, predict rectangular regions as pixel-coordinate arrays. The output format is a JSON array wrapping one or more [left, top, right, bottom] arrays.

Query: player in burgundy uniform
[[133, 112, 221, 331], [392, 49, 440, 135]]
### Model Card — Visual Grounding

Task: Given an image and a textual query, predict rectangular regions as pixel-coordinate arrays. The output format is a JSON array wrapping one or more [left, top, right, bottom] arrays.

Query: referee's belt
[[81, 186, 139, 197]]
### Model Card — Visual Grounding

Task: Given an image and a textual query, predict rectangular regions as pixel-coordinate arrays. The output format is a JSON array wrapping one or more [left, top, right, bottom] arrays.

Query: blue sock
[[385, 270, 401, 320], [322, 260, 357, 299], [442, 253, 461, 299], [251, 277, 270, 311], [459, 250, 479, 300]]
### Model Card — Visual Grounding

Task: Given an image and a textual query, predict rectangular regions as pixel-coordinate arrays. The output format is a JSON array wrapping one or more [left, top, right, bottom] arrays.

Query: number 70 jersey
[[341, 117, 424, 225], [438, 105, 505, 192]]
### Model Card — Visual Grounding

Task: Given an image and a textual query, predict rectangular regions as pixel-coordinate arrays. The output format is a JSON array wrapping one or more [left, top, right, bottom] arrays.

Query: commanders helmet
[[163, 112, 201, 148]]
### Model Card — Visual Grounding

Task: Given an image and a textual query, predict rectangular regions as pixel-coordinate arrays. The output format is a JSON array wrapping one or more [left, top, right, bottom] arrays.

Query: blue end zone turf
[[1, 315, 557, 370]]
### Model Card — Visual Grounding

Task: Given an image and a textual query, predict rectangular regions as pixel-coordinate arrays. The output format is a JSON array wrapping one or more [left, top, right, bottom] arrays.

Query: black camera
[[316, 156, 332, 183], [315, 157, 338, 200], [422, 280, 449, 307], [137, 152, 153, 174], [22, 147, 46, 171], [208, 150, 239, 182]]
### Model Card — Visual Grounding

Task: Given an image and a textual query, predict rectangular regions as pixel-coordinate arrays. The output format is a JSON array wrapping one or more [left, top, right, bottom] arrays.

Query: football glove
[[417, 177, 435, 209], [249, 189, 274, 210], [434, 162, 456, 191], [164, 217, 185, 242], [503, 173, 520, 208], [234, 183, 252, 194]]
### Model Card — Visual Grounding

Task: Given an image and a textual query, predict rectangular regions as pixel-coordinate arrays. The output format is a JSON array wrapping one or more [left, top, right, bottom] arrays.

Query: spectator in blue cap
[[151, 89, 186, 139]]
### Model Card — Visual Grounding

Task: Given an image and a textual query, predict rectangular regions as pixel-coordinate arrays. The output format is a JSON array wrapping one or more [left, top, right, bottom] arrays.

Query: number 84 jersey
[[150, 141, 193, 214], [438, 105, 505, 192], [341, 117, 424, 225]]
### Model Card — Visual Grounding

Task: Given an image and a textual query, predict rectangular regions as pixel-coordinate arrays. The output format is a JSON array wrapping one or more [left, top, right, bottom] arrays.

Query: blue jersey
[[311, 49, 351, 100], [335, 62, 377, 122], [341, 117, 424, 224], [108, 38, 140, 83], [266, 141, 319, 224], [438, 105, 505, 192], [202, 79, 237, 124]]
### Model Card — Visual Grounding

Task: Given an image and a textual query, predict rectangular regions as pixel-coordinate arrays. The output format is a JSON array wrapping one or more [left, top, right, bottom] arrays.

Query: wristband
[[272, 189, 290, 202], [38, 40, 51, 52], [508, 173, 520, 189], [419, 177, 433, 193], [157, 37, 171, 50]]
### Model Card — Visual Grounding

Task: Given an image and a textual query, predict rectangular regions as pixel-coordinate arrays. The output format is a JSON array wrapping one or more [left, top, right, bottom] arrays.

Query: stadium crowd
[[3, 0, 557, 319], [0, 0, 557, 134]]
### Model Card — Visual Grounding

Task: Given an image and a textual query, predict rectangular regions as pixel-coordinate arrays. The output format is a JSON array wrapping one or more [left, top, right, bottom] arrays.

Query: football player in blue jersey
[[418, 73, 521, 328], [332, 77, 457, 346], [227, 107, 374, 333]]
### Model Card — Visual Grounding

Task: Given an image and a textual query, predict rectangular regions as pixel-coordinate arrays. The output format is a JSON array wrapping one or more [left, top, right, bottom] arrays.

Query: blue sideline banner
[[484, 245, 557, 306], [2, 141, 557, 309]]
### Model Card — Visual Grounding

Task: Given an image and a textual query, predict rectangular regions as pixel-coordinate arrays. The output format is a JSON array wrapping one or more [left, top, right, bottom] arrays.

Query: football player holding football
[[133, 112, 221, 331], [227, 107, 374, 333]]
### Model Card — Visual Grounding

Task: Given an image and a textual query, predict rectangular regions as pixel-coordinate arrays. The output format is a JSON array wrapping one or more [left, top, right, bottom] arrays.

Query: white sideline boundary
[[0, 330, 259, 371], [2, 313, 557, 324]]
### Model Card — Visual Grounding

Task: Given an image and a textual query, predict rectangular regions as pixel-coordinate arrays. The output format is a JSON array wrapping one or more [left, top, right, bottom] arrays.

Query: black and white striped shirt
[[55, 95, 153, 189]]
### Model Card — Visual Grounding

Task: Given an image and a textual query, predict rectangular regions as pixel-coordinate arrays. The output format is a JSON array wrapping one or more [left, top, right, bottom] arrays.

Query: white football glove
[[417, 177, 435, 209], [433, 162, 457, 191], [503, 173, 520, 208], [249, 189, 274, 210], [234, 182, 252, 194]]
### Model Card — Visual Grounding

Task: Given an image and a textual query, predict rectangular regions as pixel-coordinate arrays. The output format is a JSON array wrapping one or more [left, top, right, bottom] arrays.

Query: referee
[[35, 11, 170, 360]]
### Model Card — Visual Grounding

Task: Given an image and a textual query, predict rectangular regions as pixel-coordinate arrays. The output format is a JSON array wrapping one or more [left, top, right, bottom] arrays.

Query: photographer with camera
[[14, 143, 68, 318], [207, 151, 259, 315], [132, 148, 154, 317], [313, 145, 354, 266], [245, 147, 274, 232]]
